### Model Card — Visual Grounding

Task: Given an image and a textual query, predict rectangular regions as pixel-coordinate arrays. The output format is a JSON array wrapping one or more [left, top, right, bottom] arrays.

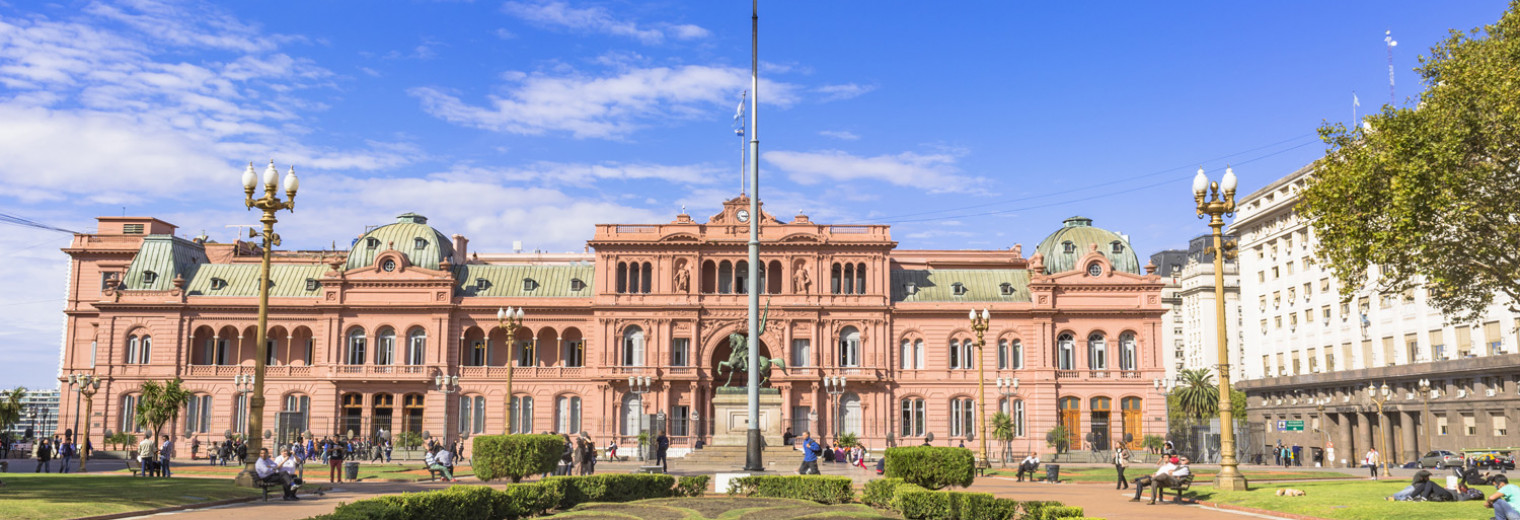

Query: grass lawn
[[0, 473, 260, 520], [986, 466, 1352, 483], [1189, 479, 1491, 520], [546, 497, 897, 520], [114, 462, 474, 481]]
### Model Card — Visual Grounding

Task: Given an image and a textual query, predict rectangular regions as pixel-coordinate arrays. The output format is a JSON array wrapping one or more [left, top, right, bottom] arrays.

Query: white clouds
[[763, 149, 983, 194], [437, 160, 724, 186], [410, 65, 799, 138], [815, 83, 875, 101], [501, 1, 709, 45], [819, 130, 860, 140]]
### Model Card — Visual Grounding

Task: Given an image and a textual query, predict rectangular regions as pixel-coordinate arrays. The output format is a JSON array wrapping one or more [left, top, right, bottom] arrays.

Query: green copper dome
[[345, 213, 455, 271], [1033, 216, 1140, 275]]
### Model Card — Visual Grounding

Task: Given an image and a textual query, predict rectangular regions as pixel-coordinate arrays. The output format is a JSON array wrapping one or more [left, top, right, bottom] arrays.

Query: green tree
[[990, 412, 1014, 464], [1044, 424, 1070, 454], [135, 379, 192, 448], [0, 386, 26, 433], [1168, 369, 1248, 426], [1304, 1, 1520, 321]]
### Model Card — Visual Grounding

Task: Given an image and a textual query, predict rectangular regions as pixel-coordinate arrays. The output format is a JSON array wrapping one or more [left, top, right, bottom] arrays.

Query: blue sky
[[0, 0, 1509, 389]]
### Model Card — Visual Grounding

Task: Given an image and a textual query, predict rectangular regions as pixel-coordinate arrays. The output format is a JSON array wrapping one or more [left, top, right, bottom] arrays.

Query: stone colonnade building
[[56, 197, 1166, 456]]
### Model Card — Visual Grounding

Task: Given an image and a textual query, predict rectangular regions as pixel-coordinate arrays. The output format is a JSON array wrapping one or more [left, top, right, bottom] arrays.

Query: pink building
[[56, 197, 1165, 456]]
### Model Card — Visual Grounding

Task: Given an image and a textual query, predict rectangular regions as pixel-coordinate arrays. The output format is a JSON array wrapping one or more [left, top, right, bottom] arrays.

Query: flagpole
[[743, 0, 763, 473]]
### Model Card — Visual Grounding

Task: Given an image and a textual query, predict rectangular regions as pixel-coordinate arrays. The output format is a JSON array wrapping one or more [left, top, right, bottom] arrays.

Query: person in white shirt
[[1132, 456, 1179, 503], [427, 446, 455, 482], [254, 448, 297, 501], [1017, 453, 1041, 481]]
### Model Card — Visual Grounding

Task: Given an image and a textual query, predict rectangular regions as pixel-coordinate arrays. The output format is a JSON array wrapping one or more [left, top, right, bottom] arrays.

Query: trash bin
[[1045, 464, 1060, 483], [344, 461, 360, 480]]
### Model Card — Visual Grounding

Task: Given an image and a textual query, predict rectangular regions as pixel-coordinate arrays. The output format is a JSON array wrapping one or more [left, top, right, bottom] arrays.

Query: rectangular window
[[1431, 329, 1447, 360], [792, 339, 810, 367], [1320, 278, 1330, 291], [672, 405, 690, 437], [1457, 326, 1473, 358], [1484, 321, 1502, 356], [1307, 348, 1318, 372], [1258, 271, 1265, 283], [1290, 351, 1300, 375], [1382, 337, 1396, 366], [1437, 414, 1449, 435], [1285, 261, 1294, 275], [1406, 333, 1419, 363], [564, 340, 583, 367], [1463, 414, 1477, 436], [671, 338, 690, 366], [792, 406, 811, 441], [1495, 414, 1509, 437], [1325, 351, 1336, 371], [557, 396, 582, 434]]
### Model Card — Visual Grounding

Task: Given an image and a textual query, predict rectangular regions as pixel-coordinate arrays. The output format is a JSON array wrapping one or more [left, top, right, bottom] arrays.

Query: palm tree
[[0, 386, 27, 432], [135, 379, 192, 448], [1173, 368, 1220, 423], [991, 412, 1014, 466]]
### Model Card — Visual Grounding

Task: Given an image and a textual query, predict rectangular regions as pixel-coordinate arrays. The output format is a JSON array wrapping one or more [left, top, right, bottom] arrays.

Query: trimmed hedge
[[543, 474, 677, 508], [473, 434, 566, 483], [1038, 506, 1084, 519], [676, 475, 710, 497], [891, 483, 950, 520], [862, 477, 904, 507], [1016, 501, 1063, 520], [884, 446, 976, 489], [726, 475, 854, 504]]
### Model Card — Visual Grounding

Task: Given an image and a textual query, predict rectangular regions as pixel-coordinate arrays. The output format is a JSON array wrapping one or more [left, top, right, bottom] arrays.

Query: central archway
[[708, 335, 774, 388]]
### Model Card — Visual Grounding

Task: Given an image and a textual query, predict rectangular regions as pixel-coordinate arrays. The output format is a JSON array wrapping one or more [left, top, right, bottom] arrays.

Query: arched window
[[1119, 332, 1138, 371], [402, 394, 424, 434], [950, 397, 975, 437], [1057, 333, 1075, 370], [406, 328, 426, 365], [735, 260, 749, 294], [1012, 339, 1024, 370], [838, 326, 860, 367], [120, 394, 139, 433], [899, 397, 925, 437], [701, 260, 716, 294], [830, 263, 842, 294], [1088, 332, 1107, 370], [855, 262, 866, 294], [616, 261, 628, 293], [767, 260, 783, 294], [622, 395, 641, 436], [640, 262, 652, 293], [914, 339, 925, 369], [962, 339, 974, 370], [622, 326, 644, 366], [1121, 397, 1143, 449], [557, 395, 582, 434], [186, 394, 212, 433], [997, 339, 1008, 370], [718, 261, 733, 294], [1058, 397, 1081, 448], [1014, 400, 1026, 437], [949, 338, 959, 368], [125, 335, 138, 364], [346, 328, 367, 365], [900, 339, 912, 370], [628, 261, 641, 294], [842, 264, 855, 294], [265, 337, 277, 366], [376, 327, 396, 365], [840, 393, 861, 435], [466, 395, 492, 434]]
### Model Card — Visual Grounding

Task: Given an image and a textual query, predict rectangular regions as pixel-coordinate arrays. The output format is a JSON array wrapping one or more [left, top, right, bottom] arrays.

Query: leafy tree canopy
[[1304, 1, 1520, 321]]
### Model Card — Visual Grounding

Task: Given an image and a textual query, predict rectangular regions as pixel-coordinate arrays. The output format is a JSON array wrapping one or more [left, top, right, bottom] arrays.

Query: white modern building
[[1153, 236, 1243, 383], [3, 389, 61, 439], [1230, 163, 1520, 464]]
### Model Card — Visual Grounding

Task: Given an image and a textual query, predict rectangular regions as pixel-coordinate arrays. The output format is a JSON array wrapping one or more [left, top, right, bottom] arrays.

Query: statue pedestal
[[712, 388, 783, 447]]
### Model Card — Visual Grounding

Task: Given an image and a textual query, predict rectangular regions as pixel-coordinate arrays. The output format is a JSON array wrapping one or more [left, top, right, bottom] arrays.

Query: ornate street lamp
[[996, 377, 1019, 466], [1192, 166, 1246, 491], [1366, 382, 1393, 477], [435, 373, 461, 445], [67, 373, 103, 471], [969, 308, 990, 464], [233, 373, 255, 440], [234, 160, 297, 487], [497, 307, 525, 433], [824, 376, 846, 440], [1417, 378, 1433, 443]]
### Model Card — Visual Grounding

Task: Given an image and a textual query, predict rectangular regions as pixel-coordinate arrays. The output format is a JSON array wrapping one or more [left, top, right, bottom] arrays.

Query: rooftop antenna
[[734, 89, 748, 196], [1384, 30, 1397, 105], [225, 224, 257, 244]]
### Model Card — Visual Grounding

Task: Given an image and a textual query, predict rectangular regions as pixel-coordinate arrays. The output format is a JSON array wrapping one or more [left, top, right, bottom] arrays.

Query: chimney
[[452, 234, 469, 264]]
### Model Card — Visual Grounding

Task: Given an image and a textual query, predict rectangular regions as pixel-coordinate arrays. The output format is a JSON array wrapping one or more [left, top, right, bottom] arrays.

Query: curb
[[69, 496, 261, 520]]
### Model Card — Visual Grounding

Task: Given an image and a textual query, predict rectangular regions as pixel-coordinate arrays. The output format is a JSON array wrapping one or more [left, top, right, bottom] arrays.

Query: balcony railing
[[1055, 370, 1080, 379]]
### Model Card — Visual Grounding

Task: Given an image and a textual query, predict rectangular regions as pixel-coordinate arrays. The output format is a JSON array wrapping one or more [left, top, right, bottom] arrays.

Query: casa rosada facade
[[57, 197, 1167, 455]]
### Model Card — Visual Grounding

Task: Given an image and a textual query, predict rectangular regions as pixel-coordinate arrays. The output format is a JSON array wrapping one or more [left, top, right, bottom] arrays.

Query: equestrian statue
[[717, 300, 787, 387]]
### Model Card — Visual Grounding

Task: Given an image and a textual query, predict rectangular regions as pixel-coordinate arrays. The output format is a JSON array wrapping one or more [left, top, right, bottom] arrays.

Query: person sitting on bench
[[425, 446, 455, 482], [274, 448, 303, 500], [1132, 456, 1188, 504], [1016, 453, 1040, 481], [254, 448, 297, 501]]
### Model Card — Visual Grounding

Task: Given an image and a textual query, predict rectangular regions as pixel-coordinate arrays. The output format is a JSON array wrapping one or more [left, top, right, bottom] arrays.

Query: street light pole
[[970, 308, 990, 464], [234, 161, 297, 487], [1367, 382, 1393, 478], [435, 373, 461, 444], [74, 374, 102, 471], [996, 377, 1018, 466], [497, 307, 525, 433], [1192, 167, 1246, 491], [234, 374, 254, 440], [1417, 378, 1433, 444], [824, 376, 845, 442]]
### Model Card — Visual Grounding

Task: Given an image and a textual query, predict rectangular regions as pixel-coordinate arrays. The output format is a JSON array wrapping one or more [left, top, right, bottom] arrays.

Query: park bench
[[974, 459, 992, 477], [424, 463, 456, 481], [124, 458, 141, 477], [1160, 474, 1195, 503]]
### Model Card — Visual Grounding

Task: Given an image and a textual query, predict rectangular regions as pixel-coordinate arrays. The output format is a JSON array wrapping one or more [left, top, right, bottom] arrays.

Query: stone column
[[1400, 410, 1419, 463], [1335, 413, 1353, 468], [1357, 413, 1374, 466]]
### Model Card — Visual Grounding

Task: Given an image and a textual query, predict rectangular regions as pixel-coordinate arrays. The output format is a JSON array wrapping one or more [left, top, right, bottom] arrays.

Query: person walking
[[1365, 448, 1380, 480], [58, 439, 75, 473], [798, 431, 821, 475], [580, 433, 596, 475], [327, 440, 346, 483], [656, 432, 670, 472], [190, 437, 200, 461], [35, 438, 53, 473], [384, 439, 393, 463], [160, 435, 175, 478], [1114, 444, 1131, 489]]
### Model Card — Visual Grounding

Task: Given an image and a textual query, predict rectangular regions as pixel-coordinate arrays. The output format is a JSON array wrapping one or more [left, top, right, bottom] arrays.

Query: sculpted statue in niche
[[673, 260, 691, 293], [792, 261, 811, 293]]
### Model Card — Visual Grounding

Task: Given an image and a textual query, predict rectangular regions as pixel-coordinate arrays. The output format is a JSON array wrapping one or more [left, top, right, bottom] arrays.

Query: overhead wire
[[0, 212, 81, 234]]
